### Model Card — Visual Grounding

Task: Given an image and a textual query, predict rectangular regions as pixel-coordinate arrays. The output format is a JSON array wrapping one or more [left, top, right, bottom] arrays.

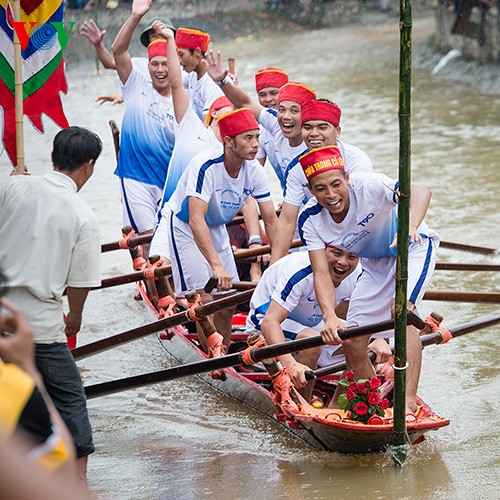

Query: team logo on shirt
[[357, 212, 375, 227], [243, 188, 253, 196]]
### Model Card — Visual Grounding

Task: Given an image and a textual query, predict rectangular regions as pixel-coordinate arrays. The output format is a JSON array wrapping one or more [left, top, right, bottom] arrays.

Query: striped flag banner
[[0, 0, 71, 167]]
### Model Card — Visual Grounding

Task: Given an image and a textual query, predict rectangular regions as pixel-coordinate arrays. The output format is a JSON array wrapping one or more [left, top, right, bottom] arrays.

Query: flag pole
[[13, 0, 26, 173], [391, 0, 413, 466]]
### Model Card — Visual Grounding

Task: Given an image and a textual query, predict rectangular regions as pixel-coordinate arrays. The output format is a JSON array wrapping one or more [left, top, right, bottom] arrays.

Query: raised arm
[[188, 197, 233, 291], [153, 21, 189, 124], [270, 201, 300, 264], [80, 20, 116, 70], [205, 49, 263, 119], [111, 0, 152, 84], [309, 248, 343, 345]]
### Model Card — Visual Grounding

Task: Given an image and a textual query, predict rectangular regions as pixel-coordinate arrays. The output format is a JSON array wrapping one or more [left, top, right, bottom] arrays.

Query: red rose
[[356, 383, 367, 394], [348, 382, 357, 391], [369, 377, 382, 389], [379, 398, 389, 410], [345, 371, 355, 381], [346, 389, 356, 401], [353, 402, 368, 416], [367, 392, 381, 405]]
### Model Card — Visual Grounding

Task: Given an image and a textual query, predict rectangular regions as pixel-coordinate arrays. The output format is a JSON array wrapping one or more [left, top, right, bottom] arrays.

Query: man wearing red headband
[[175, 27, 223, 120], [297, 146, 439, 415], [111, 0, 176, 250], [254, 67, 289, 190], [162, 108, 278, 345], [270, 98, 373, 263], [206, 51, 315, 191]]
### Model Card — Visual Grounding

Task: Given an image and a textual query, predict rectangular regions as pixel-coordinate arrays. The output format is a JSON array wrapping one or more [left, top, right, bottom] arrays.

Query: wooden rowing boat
[[136, 281, 450, 454]]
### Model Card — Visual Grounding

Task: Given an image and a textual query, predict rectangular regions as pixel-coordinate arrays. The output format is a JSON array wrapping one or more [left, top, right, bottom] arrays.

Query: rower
[[297, 146, 439, 414], [162, 108, 278, 345], [248, 247, 391, 402]]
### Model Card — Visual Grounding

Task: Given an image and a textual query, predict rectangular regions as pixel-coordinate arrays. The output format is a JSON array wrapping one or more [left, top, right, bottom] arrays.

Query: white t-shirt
[[183, 71, 223, 119], [247, 251, 361, 331], [167, 145, 272, 226], [298, 172, 439, 258], [159, 104, 220, 208], [283, 138, 373, 207], [0, 172, 101, 343]]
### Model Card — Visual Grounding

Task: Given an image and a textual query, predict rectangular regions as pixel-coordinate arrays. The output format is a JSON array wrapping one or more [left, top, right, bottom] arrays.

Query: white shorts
[[346, 237, 438, 337], [166, 210, 238, 295], [149, 211, 170, 260], [120, 177, 162, 234]]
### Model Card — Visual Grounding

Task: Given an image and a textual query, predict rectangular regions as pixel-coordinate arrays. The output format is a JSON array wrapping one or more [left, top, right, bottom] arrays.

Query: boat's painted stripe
[[169, 211, 187, 291]]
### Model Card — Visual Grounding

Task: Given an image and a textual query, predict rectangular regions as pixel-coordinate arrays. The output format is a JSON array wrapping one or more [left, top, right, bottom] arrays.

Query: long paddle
[[440, 240, 499, 256], [309, 312, 500, 379], [423, 290, 500, 303], [91, 265, 171, 291], [84, 317, 398, 399], [73, 289, 255, 360]]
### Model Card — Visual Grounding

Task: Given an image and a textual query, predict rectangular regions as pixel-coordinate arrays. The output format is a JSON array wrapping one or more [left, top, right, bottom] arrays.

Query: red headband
[[299, 146, 345, 180], [148, 40, 167, 60], [255, 67, 289, 92], [205, 96, 234, 125], [217, 108, 259, 139], [301, 100, 341, 126], [278, 82, 316, 106], [175, 27, 210, 52]]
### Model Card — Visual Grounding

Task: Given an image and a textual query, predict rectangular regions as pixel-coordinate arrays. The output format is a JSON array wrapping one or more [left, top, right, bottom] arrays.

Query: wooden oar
[[88, 265, 172, 292], [434, 263, 500, 272], [423, 290, 500, 303], [102, 233, 152, 253], [309, 312, 500, 379], [440, 240, 499, 256], [72, 289, 255, 360], [84, 317, 397, 399], [233, 239, 302, 260]]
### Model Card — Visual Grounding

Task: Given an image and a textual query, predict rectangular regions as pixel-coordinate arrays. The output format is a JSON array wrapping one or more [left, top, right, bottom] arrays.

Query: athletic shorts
[[35, 343, 94, 458], [166, 210, 238, 295], [149, 210, 170, 260], [346, 237, 438, 337], [120, 177, 163, 234]]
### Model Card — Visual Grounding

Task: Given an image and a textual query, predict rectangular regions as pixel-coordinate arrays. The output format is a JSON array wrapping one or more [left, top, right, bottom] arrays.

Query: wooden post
[[392, 0, 413, 466], [13, 0, 26, 173]]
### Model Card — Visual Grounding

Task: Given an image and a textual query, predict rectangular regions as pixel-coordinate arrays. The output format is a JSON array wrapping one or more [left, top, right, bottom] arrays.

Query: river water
[[3, 12, 499, 500]]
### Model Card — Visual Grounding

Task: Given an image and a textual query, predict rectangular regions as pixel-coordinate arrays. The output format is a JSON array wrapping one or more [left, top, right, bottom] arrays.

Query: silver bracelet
[[248, 235, 263, 246], [215, 75, 229, 87]]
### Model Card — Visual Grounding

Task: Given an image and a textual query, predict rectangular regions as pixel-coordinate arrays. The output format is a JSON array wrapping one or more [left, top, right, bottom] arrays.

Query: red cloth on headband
[[218, 108, 259, 139], [255, 68, 289, 92], [278, 82, 316, 106], [175, 27, 210, 52], [299, 146, 345, 180], [148, 40, 167, 60], [205, 96, 234, 125], [301, 100, 341, 126]]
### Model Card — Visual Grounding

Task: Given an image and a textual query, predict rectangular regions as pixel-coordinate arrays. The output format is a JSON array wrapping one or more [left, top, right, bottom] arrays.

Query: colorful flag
[[0, 0, 69, 167]]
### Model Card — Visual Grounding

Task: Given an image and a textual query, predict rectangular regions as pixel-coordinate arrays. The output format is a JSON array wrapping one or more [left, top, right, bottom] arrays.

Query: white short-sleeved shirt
[[298, 173, 438, 258], [256, 126, 285, 189], [258, 108, 307, 186], [166, 145, 272, 226], [159, 104, 220, 209], [115, 68, 176, 189], [0, 172, 101, 343], [283, 138, 373, 207], [183, 71, 223, 119], [247, 251, 361, 332]]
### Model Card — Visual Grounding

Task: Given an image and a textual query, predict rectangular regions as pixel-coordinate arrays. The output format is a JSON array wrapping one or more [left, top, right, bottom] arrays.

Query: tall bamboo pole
[[392, 0, 413, 466], [13, 0, 26, 173]]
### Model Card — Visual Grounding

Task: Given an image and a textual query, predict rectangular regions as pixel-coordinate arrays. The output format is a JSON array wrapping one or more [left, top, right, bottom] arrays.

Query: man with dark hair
[[0, 126, 103, 490]]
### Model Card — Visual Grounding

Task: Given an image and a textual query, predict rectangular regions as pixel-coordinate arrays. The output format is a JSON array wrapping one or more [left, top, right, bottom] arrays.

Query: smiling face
[[148, 56, 170, 93], [308, 169, 350, 223], [302, 120, 341, 149], [257, 86, 280, 109], [277, 100, 302, 143], [325, 246, 359, 287]]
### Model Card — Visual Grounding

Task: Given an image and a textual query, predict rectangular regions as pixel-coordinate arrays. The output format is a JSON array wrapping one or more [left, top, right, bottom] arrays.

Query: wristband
[[248, 235, 263, 246], [215, 75, 230, 87]]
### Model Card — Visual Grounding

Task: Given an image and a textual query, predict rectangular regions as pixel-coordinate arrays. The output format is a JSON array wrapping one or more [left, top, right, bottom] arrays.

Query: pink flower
[[379, 399, 389, 410], [353, 402, 368, 416], [367, 392, 381, 405], [345, 371, 355, 381], [346, 390, 356, 401], [369, 377, 382, 389]]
